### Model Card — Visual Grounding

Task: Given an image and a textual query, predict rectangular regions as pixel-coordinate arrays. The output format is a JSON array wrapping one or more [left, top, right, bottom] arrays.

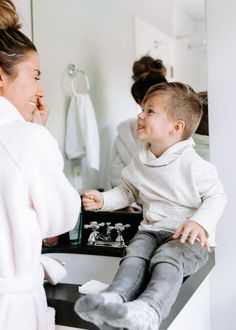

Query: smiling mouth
[[137, 124, 144, 129], [29, 100, 37, 109]]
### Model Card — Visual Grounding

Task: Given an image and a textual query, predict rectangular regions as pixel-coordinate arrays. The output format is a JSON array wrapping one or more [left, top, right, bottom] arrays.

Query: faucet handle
[[105, 222, 115, 237], [114, 223, 131, 248], [84, 221, 105, 230], [106, 222, 115, 230], [114, 223, 130, 232]]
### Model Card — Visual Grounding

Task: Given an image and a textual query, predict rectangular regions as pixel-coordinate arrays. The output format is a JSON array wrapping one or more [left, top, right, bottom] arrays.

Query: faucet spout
[[84, 221, 131, 248], [87, 231, 99, 245]]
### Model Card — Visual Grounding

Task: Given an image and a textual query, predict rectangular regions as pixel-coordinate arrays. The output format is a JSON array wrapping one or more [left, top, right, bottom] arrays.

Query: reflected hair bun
[[0, 0, 21, 30], [132, 56, 167, 81]]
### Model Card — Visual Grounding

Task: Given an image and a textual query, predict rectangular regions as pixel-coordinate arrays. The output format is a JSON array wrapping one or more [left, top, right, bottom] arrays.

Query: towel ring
[[67, 63, 90, 95]]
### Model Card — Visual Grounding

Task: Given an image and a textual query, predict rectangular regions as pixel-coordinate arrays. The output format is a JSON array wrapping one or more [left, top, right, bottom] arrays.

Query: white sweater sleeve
[[102, 178, 139, 211], [191, 164, 227, 235]]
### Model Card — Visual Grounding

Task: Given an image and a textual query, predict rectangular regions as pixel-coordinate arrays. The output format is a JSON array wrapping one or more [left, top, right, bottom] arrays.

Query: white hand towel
[[40, 255, 67, 285], [65, 94, 100, 170], [78, 279, 109, 294]]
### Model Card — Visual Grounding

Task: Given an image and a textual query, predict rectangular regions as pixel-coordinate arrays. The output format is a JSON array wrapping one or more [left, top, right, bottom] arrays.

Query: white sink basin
[[44, 252, 121, 285]]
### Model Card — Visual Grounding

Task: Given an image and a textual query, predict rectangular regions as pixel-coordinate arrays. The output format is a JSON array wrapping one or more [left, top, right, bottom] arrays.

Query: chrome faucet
[[84, 221, 130, 248], [84, 221, 105, 245], [114, 223, 130, 248]]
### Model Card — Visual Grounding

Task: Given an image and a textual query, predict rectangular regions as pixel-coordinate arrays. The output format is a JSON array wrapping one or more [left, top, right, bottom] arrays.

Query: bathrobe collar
[[0, 96, 25, 126], [139, 137, 195, 167]]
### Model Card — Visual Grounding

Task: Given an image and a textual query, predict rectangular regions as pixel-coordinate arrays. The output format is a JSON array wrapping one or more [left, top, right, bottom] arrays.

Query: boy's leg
[[107, 230, 173, 301], [100, 239, 208, 330], [138, 239, 209, 322], [74, 231, 159, 326], [106, 231, 158, 301]]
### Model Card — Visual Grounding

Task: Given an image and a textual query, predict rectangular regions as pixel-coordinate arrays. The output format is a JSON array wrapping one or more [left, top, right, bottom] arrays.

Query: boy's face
[[136, 94, 176, 145]]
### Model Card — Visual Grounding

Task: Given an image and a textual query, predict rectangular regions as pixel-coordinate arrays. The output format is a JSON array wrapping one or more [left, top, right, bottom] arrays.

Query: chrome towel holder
[[67, 63, 90, 95]]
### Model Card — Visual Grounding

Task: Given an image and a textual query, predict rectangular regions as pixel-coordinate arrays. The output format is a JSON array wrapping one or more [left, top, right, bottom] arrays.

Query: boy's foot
[[99, 300, 159, 330], [99, 325, 122, 330], [74, 292, 123, 326]]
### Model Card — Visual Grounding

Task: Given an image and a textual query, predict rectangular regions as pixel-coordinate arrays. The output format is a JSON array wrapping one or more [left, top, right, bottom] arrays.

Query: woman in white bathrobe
[[0, 1, 81, 329]]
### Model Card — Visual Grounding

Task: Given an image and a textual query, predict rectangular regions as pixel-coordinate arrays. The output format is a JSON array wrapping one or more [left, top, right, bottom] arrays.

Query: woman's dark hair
[[196, 91, 208, 136], [0, 0, 37, 78], [131, 56, 167, 103]]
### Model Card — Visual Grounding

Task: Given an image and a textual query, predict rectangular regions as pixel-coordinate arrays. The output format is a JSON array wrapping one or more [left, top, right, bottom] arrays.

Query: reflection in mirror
[[32, 0, 207, 196]]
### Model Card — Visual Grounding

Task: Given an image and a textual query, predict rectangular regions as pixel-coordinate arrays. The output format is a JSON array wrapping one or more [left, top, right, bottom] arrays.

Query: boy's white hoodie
[[103, 138, 226, 246]]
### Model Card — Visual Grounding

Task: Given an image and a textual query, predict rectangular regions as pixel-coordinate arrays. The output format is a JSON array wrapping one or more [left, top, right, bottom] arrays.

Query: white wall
[[13, 0, 31, 38], [31, 0, 173, 189], [206, 1, 236, 329], [31, 0, 206, 191]]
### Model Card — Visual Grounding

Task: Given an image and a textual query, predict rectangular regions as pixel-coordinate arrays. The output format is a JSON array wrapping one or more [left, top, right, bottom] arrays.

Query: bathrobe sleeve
[[24, 124, 81, 238], [109, 137, 128, 187], [109, 118, 139, 188]]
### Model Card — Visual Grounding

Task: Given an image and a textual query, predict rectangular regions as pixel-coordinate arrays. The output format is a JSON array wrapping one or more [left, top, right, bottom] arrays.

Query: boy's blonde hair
[[142, 82, 203, 139]]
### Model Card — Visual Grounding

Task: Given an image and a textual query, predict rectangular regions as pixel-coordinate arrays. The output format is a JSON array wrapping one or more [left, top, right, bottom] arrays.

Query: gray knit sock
[[99, 300, 160, 330], [74, 292, 123, 326], [99, 324, 122, 330]]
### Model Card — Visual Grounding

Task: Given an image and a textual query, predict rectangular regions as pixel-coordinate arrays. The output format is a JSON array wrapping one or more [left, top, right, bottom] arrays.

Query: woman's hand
[[82, 190, 104, 211], [173, 220, 210, 252], [32, 93, 49, 126]]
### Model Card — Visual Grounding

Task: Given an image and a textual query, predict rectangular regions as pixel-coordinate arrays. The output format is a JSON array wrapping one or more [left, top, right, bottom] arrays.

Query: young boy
[[74, 82, 226, 330]]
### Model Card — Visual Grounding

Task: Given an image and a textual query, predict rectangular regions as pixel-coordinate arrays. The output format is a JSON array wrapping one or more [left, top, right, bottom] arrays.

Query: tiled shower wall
[[173, 2, 207, 92]]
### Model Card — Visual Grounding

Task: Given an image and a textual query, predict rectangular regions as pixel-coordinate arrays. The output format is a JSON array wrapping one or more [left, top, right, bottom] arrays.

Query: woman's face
[[0, 50, 42, 121]]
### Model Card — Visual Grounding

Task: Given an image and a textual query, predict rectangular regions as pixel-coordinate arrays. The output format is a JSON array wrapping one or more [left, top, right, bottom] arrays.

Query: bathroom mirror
[[31, 0, 207, 194]]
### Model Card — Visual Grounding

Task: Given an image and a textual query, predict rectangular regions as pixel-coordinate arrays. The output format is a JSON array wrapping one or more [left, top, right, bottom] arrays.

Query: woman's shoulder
[[116, 117, 138, 144], [16, 121, 58, 148], [117, 117, 136, 134], [12, 121, 62, 167]]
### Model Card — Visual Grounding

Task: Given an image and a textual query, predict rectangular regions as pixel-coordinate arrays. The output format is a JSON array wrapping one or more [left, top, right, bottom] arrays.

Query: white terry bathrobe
[[0, 97, 81, 330]]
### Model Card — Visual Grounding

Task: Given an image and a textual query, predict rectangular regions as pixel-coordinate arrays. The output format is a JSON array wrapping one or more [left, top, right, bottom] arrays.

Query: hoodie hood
[[139, 138, 195, 167]]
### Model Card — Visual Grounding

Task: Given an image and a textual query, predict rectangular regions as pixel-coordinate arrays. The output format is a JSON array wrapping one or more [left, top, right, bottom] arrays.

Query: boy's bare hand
[[173, 220, 210, 252], [82, 190, 104, 211]]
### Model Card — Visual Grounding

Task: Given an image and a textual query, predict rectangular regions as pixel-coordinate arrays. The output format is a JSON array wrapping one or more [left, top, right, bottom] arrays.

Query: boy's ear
[[174, 120, 185, 133]]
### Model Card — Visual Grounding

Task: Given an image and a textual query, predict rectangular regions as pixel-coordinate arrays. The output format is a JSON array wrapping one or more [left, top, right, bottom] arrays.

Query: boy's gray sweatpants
[[106, 230, 208, 322]]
